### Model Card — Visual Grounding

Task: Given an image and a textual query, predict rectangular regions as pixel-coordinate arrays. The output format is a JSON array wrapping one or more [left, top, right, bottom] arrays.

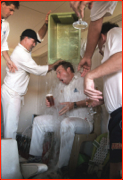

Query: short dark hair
[[1, 1, 20, 9], [20, 36, 25, 42], [101, 22, 119, 35], [54, 61, 75, 73]]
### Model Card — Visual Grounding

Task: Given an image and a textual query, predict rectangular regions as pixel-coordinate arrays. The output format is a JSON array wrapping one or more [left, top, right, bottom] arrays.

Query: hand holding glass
[[86, 99, 97, 116], [73, 7, 88, 30]]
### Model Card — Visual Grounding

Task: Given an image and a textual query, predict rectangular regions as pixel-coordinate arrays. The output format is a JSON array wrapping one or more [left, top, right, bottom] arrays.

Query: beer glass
[[46, 94, 54, 106]]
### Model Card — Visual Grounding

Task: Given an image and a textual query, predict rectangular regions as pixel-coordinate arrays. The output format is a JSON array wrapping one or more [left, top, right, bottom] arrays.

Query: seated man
[[29, 61, 94, 169]]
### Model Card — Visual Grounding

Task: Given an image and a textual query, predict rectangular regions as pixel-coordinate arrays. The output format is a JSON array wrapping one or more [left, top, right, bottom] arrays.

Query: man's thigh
[[34, 115, 57, 132], [62, 117, 91, 134]]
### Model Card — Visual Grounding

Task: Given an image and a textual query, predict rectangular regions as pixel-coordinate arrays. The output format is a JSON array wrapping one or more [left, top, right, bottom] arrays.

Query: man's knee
[[61, 117, 71, 126]]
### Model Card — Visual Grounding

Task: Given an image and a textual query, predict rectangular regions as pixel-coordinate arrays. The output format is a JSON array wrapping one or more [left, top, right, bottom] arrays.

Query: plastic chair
[[1, 139, 48, 179], [69, 106, 102, 177]]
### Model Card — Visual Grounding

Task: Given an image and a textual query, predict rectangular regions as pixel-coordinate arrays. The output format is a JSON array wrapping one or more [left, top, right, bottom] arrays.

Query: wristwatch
[[74, 102, 78, 109]]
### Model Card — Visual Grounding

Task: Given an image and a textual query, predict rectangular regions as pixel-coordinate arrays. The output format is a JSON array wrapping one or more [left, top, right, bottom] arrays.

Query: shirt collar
[[1, 19, 5, 22], [68, 74, 78, 85], [72, 75, 78, 81], [18, 43, 30, 53], [74, 75, 78, 79]]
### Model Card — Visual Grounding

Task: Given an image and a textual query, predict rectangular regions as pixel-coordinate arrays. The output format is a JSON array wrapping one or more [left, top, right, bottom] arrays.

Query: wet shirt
[[54, 74, 93, 122]]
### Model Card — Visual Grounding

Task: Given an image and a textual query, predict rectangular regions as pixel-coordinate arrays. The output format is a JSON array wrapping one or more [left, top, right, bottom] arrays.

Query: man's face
[[1, 2, 15, 19], [56, 65, 71, 85], [25, 37, 37, 52]]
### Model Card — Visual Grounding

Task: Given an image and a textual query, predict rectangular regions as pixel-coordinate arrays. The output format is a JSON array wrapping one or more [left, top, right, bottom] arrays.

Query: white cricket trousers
[[1, 84, 22, 139], [29, 114, 93, 168]]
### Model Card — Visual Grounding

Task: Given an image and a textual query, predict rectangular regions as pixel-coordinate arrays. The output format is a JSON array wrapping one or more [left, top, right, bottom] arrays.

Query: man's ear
[[1, 2, 6, 7], [101, 33, 106, 44], [67, 67, 71, 73], [24, 36, 29, 41]]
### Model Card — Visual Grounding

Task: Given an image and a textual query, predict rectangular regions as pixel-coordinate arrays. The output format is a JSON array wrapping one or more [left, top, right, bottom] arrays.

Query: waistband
[[110, 107, 122, 118], [3, 83, 18, 94], [2, 84, 24, 106]]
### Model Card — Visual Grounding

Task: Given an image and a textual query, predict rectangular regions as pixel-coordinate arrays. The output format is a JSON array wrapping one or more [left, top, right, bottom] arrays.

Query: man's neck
[[69, 73, 74, 83], [19, 42, 30, 53]]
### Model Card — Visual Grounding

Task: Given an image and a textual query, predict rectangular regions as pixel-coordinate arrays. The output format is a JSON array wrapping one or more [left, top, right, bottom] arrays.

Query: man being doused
[[29, 61, 94, 172]]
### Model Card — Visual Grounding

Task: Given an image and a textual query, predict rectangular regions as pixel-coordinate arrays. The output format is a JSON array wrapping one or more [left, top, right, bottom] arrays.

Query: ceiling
[[7, 1, 122, 56]]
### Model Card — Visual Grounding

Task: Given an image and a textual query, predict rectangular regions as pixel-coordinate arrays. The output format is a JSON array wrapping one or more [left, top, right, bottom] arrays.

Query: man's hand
[[6, 60, 18, 73], [2, 51, 18, 73], [86, 99, 104, 107], [84, 73, 102, 101], [78, 57, 91, 77], [59, 102, 73, 115], [70, 1, 93, 18], [48, 59, 63, 72], [45, 10, 51, 24]]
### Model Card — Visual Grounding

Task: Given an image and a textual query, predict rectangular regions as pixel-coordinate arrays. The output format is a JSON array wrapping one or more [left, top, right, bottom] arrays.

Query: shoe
[[27, 156, 42, 163]]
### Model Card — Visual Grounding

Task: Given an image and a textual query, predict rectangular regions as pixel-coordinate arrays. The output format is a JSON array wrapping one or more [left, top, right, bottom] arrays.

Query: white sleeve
[[18, 55, 48, 76], [1, 22, 10, 52], [37, 32, 44, 43], [101, 28, 122, 64], [90, 1, 117, 21], [107, 28, 122, 57]]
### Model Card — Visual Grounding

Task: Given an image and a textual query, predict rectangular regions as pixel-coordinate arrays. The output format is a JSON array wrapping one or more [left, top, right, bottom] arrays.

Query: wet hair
[[1, 1, 20, 9], [101, 22, 119, 35], [54, 61, 75, 73]]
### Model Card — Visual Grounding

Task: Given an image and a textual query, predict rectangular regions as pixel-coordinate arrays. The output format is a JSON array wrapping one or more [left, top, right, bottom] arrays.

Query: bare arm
[[2, 51, 18, 72], [38, 10, 51, 40], [59, 99, 90, 115], [86, 52, 122, 80], [84, 52, 122, 100], [78, 18, 103, 76], [84, 18, 103, 60], [86, 99, 104, 107], [38, 23, 48, 40]]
